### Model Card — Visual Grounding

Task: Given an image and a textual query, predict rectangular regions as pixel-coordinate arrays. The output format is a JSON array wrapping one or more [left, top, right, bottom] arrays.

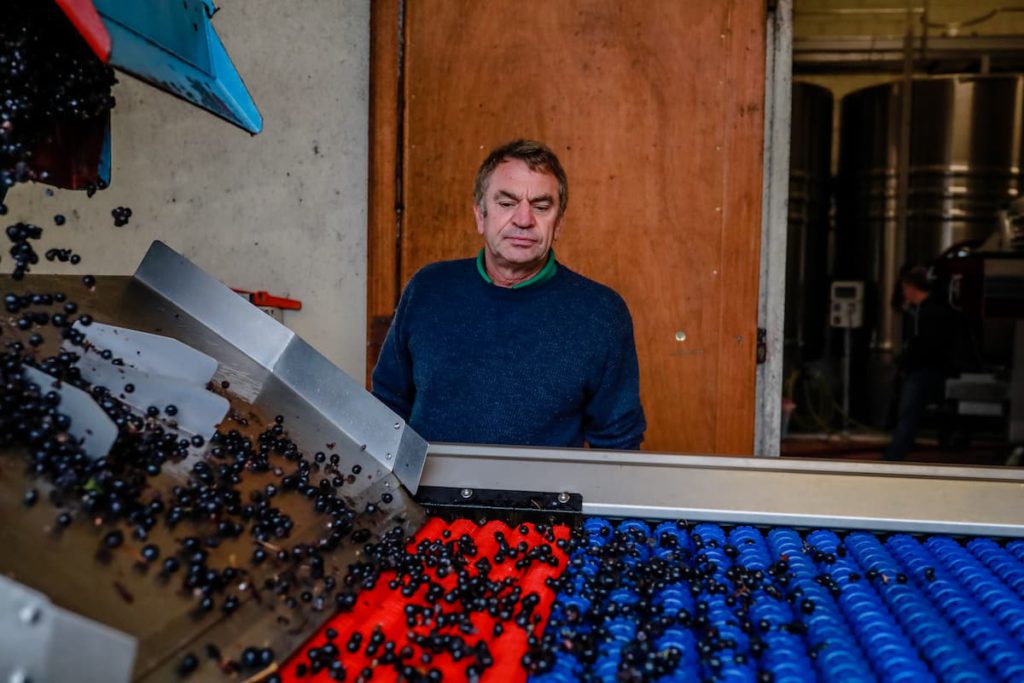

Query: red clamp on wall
[[232, 289, 302, 311]]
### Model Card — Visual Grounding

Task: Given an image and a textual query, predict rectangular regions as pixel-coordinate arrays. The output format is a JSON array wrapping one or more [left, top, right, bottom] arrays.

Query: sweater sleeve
[[583, 301, 647, 450], [371, 277, 417, 420]]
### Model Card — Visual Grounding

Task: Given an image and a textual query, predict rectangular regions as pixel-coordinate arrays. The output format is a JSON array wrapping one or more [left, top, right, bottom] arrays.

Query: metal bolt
[[557, 492, 571, 504], [18, 604, 40, 626], [385, 452, 392, 460], [675, 331, 687, 342], [393, 422, 401, 430], [460, 488, 473, 500]]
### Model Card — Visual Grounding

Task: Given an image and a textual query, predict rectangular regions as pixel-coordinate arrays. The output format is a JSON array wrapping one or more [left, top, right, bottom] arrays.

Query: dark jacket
[[371, 258, 647, 449], [899, 295, 971, 374]]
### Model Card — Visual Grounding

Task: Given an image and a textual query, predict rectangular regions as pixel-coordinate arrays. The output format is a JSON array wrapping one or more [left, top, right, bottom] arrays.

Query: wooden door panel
[[389, 0, 765, 454]]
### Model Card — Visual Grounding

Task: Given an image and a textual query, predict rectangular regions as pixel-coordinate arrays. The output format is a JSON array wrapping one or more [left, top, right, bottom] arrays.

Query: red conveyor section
[[281, 518, 570, 682]]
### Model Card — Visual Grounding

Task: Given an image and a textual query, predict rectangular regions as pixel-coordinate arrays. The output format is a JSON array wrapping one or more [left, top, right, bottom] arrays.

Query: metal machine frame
[[422, 443, 1024, 538], [133, 241, 428, 491], [2, 242, 1023, 682], [1, 242, 427, 681]]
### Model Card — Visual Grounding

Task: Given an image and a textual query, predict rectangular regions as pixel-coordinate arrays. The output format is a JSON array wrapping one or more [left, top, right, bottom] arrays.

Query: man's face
[[474, 159, 563, 270]]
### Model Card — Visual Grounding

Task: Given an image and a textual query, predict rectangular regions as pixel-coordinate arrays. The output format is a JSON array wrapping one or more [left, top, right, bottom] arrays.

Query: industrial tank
[[836, 76, 1024, 356], [786, 83, 834, 362]]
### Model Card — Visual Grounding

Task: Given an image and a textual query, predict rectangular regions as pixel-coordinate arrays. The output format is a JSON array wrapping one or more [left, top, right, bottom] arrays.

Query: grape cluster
[[0, 2, 117, 199], [111, 206, 132, 227], [5, 221, 42, 280], [2, 283, 404, 680], [44, 247, 81, 265]]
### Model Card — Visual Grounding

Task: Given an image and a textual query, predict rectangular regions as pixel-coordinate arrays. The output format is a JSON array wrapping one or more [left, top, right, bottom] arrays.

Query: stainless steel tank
[[837, 76, 1024, 355], [786, 83, 833, 361]]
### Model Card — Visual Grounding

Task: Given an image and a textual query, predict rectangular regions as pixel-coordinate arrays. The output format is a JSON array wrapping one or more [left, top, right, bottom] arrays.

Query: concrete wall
[[5, 0, 370, 379]]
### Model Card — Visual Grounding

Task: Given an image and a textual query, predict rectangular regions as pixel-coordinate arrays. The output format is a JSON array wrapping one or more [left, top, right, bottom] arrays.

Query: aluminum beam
[[422, 443, 1024, 537]]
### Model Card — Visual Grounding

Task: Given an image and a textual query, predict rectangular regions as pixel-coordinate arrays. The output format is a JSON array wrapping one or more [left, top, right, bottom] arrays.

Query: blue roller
[[535, 519, 1024, 683]]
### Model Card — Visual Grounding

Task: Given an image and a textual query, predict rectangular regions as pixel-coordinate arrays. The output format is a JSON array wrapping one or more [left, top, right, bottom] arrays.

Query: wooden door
[[369, 0, 766, 455]]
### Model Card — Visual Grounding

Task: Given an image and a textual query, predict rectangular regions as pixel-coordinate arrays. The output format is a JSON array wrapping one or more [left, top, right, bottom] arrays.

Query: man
[[372, 139, 646, 449], [884, 266, 965, 461]]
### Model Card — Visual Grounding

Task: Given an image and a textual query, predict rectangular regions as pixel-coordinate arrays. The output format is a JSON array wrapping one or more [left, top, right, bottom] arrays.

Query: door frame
[[754, 0, 794, 457], [366, 0, 404, 388], [367, 0, 794, 456]]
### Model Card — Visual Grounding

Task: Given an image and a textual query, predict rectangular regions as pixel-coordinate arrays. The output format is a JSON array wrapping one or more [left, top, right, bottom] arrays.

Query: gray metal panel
[[274, 337, 427, 493], [0, 576, 137, 683], [421, 443, 1024, 537], [133, 241, 293, 369], [1, 263, 429, 679], [20, 366, 118, 460], [946, 374, 1009, 401], [395, 424, 430, 494], [78, 321, 220, 385], [131, 241, 427, 490]]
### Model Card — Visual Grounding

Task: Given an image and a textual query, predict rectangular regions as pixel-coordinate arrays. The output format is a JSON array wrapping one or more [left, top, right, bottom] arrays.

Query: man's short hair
[[473, 139, 569, 218], [900, 265, 932, 293]]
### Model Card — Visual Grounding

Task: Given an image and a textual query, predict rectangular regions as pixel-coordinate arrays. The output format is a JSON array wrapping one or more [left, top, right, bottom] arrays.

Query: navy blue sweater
[[371, 258, 646, 449]]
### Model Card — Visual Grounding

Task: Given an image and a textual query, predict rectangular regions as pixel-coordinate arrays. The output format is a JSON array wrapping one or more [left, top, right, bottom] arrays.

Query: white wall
[[6, 0, 370, 379]]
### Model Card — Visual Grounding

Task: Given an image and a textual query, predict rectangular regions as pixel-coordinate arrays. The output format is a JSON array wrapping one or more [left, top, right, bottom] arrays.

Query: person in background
[[999, 197, 1024, 251], [372, 139, 646, 450], [884, 266, 965, 461]]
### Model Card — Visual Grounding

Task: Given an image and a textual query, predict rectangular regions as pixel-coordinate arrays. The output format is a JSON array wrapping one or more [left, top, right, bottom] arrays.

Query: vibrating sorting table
[[1, 243, 1023, 682]]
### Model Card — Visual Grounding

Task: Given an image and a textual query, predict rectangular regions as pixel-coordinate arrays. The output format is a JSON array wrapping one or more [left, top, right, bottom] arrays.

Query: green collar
[[476, 248, 557, 289]]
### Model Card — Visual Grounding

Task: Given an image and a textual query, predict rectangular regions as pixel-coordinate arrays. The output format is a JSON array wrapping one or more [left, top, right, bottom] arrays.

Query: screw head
[[18, 604, 40, 625], [394, 422, 401, 430], [557, 492, 571, 504], [460, 488, 473, 500]]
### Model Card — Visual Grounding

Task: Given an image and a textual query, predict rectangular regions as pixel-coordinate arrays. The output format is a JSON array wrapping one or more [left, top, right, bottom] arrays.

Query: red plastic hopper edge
[[53, 0, 112, 63], [281, 518, 571, 682]]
